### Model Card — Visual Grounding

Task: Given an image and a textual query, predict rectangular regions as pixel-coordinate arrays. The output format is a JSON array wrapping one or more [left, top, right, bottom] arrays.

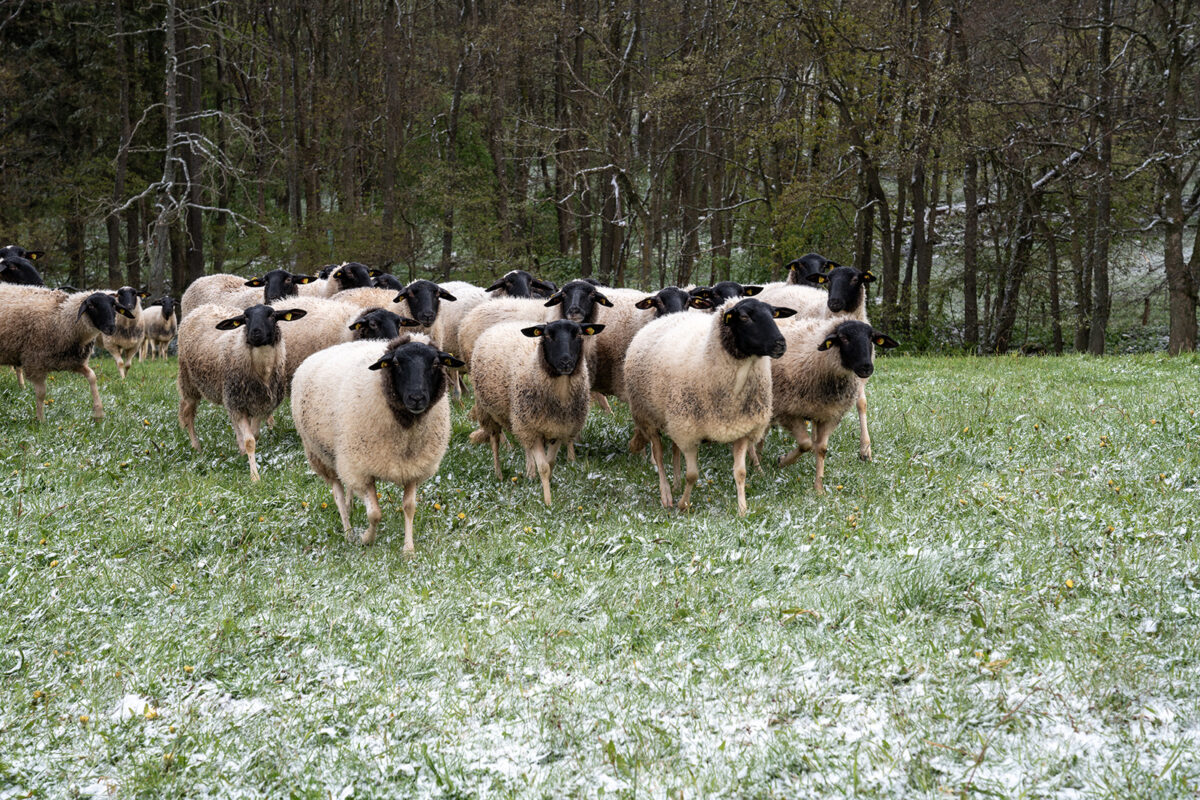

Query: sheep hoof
[[859, 449, 872, 462], [401, 546, 416, 559]]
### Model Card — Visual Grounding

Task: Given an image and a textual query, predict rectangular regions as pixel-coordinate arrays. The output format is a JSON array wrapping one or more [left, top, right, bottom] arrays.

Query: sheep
[[99, 286, 148, 378], [0, 285, 133, 421], [769, 319, 898, 493], [484, 269, 555, 298], [327, 286, 402, 310], [434, 280, 490, 397], [688, 281, 763, 310], [470, 319, 605, 506], [291, 334, 463, 552], [274, 296, 416, 387], [757, 264, 879, 461], [180, 273, 248, 318], [298, 261, 378, 298], [140, 296, 178, 359], [624, 297, 795, 515], [456, 297, 554, 368], [371, 273, 405, 291], [348, 307, 410, 341], [176, 303, 307, 481], [785, 252, 838, 284], [0, 253, 44, 286], [0, 245, 46, 262]]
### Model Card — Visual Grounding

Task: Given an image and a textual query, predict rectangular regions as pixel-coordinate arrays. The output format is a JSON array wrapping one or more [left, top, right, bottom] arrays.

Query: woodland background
[[0, 0, 1197, 353]]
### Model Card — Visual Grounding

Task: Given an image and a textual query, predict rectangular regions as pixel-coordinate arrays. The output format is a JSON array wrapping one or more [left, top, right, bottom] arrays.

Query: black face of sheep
[[786, 253, 838, 285], [159, 296, 176, 319], [0, 245, 45, 262], [692, 282, 763, 310], [0, 255, 44, 286], [215, 304, 307, 348], [329, 262, 377, 291], [317, 264, 338, 280], [635, 287, 691, 317], [245, 269, 315, 303], [805, 266, 874, 314], [485, 270, 557, 298], [113, 286, 141, 311], [530, 278, 557, 298], [369, 341, 464, 415], [544, 280, 613, 323], [720, 299, 793, 359], [372, 273, 405, 291], [78, 292, 132, 335], [521, 320, 605, 377], [393, 279, 457, 327], [349, 308, 418, 341], [816, 320, 899, 378]]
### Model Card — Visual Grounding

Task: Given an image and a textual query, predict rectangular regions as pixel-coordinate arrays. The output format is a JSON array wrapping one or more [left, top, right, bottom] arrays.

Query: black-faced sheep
[[177, 303, 307, 481], [470, 320, 604, 505], [485, 270, 555, 299], [624, 297, 795, 515], [770, 319, 898, 493], [348, 308, 410, 342], [140, 296, 178, 359], [0, 285, 133, 421], [0, 253, 44, 286], [291, 334, 463, 551], [100, 286, 148, 378]]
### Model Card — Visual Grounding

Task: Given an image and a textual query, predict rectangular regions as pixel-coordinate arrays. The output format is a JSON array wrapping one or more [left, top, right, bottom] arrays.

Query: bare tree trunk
[[148, 0, 179, 297], [440, 39, 469, 280], [1087, 0, 1114, 354], [180, 3, 204, 289], [211, 7, 229, 274], [107, 0, 132, 289]]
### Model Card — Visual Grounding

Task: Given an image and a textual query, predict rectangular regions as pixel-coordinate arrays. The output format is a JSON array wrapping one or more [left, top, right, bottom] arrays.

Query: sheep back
[[180, 274, 247, 318], [458, 297, 552, 369]]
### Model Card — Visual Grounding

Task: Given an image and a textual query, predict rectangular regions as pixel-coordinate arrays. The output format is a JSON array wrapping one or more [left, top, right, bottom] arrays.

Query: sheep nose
[[828, 298, 845, 312], [855, 364, 874, 379], [419, 313, 435, 326], [769, 339, 787, 358]]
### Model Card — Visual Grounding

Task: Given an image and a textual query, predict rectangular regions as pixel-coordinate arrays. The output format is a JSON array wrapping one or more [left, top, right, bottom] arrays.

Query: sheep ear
[[438, 352, 466, 368], [872, 333, 900, 348], [348, 321, 365, 331], [397, 316, 421, 328], [275, 309, 307, 322], [531, 279, 556, 293], [367, 269, 383, 278], [292, 274, 316, 284], [116, 305, 136, 319], [742, 285, 763, 297], [581, 324, 605, 336], [823, 260, 841, 271], [392, 290, 408, 303], [438, 288, 457, 301], [634, 297, 656, 310], [368, 357, 392, 371], [804, 273, 828, 286], [215, 316, 246, 330], [521, 325, 545, 338], [137, 290, 150, 299], [816, 337, 837, 351], [543, 292, 563, 307], [689, 296, 712, 309], [860, 270, 877, 283], [592, 291, 613, 307], [27, 251, 43, 260], [484, 278, 506, 292], [244, 278, 265, 287], [772, 307, 797, 319]]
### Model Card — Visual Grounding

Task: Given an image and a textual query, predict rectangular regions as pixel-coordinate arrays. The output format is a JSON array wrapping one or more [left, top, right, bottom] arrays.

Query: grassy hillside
[[1, 352, 1197, 798]]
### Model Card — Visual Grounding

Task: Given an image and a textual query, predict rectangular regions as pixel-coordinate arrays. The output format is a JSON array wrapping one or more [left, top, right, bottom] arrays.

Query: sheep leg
[[524, 445, 537, 479], [179, 395, 200, 449], [532, 437, 553, 506], [77, 364, 103, 420], [361, 482, 382, 546], [490, 433, 503, 480], [566, 440, 576, 462], [401, 481, 418, 556], [628, 429, 647, 454], [671, 443, 682, 493], [778, 420, 814, 467], [811, 419, 837, 495], [676, 446, 700, 512], [856, 380, 871, 461], [233, 415, 260, 482], [648, 433, 674, 509], [731, 437, 750, 516], [31, 375, 48, 423], [14, 366, 24, 388], [748, 436, 762, 472], [590, 392, 613, 415], [330, 481, 354, 539]]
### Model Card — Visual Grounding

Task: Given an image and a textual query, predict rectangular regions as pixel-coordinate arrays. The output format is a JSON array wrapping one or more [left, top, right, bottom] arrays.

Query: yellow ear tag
[[723, 312, 733, 324], [823, 339, 835, 349], [874, 336, 886, 346], [584, 326, 594, 335]]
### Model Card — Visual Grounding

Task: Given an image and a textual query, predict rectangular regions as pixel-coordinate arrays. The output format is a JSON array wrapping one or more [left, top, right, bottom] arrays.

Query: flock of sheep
[[0, 245, 898, 553]]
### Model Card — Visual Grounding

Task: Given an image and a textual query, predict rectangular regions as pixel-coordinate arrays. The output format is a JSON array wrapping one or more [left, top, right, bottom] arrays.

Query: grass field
[[0, 351, 1197, 799]]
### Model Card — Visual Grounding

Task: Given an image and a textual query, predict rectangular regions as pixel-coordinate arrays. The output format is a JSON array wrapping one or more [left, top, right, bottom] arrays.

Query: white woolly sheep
[[470, 319, 604, 505], [0, 285, 133, 421], [624, 297, 795, 515], [177, 303, 307, 481], [291, 335, 463, 551], [769, 319, 898, 493], [456, 297, 554, 368], [140, 296, 178, 359], [271, 296, 386, 388], [180, 274, 248, 318]]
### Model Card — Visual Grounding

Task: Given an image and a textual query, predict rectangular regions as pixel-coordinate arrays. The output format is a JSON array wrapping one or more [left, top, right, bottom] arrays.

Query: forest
[[1, 0, 1197, 353]]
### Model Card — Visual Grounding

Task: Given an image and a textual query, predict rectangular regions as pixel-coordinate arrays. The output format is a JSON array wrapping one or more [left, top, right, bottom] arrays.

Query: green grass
[[1, 352, 1198, 798]]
